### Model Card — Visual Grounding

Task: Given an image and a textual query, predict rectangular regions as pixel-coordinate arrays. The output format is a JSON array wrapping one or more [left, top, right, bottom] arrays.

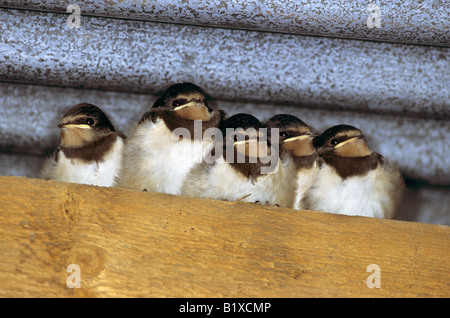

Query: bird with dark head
[[142, 82, 215, 125], [40, 103, 126, 186], [182, 113, 294, 207], [116, 82, 226, 195], [220, 113, 274, 182], [265, 114, 319, 210], [303, 124, 405, 218]]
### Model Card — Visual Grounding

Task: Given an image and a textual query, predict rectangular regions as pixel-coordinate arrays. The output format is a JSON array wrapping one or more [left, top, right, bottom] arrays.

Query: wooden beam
[[0, 176, 448, 297]]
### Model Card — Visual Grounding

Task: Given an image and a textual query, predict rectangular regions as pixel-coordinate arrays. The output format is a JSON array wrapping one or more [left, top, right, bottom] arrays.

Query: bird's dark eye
[[280, 131, 289, 138], [331, 139, 339, 146], [173, 98, 189, 108], [86, 118, 95, 126], [173, 98, 188, 108]]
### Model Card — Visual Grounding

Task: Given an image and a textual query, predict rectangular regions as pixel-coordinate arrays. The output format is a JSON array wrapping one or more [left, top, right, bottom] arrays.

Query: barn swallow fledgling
[[182, 113, 295, 207], [302, 124, 404, 218], [40, 103, 126, 187], [265, 114, 319, 210], [116, 82, 225, 195]]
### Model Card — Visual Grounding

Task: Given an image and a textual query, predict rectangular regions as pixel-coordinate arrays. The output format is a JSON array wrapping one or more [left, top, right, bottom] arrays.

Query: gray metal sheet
[[1, 0, 449, 46], [1, 9, 449, 120]]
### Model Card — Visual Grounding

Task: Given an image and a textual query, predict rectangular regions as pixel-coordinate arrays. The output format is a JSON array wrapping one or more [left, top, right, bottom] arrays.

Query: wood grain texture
[[0, 176, 448, 297]]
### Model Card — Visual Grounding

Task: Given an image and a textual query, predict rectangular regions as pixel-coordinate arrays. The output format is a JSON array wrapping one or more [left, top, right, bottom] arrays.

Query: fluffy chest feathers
[[119, 119, 214, 194], [183, 158, 296, 208], [293, 161, 320, 210], [303, 162, 401, 218], [47, 137, 124, 187]]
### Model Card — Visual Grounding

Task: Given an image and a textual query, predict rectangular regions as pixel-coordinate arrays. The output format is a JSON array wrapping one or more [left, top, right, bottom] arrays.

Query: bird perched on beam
[[265, 114, 319, 210], [40, 103, 126, 187], [116, 82, 225, 195], [182, 113, 294, 207], [302, 124, 404, 218]]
